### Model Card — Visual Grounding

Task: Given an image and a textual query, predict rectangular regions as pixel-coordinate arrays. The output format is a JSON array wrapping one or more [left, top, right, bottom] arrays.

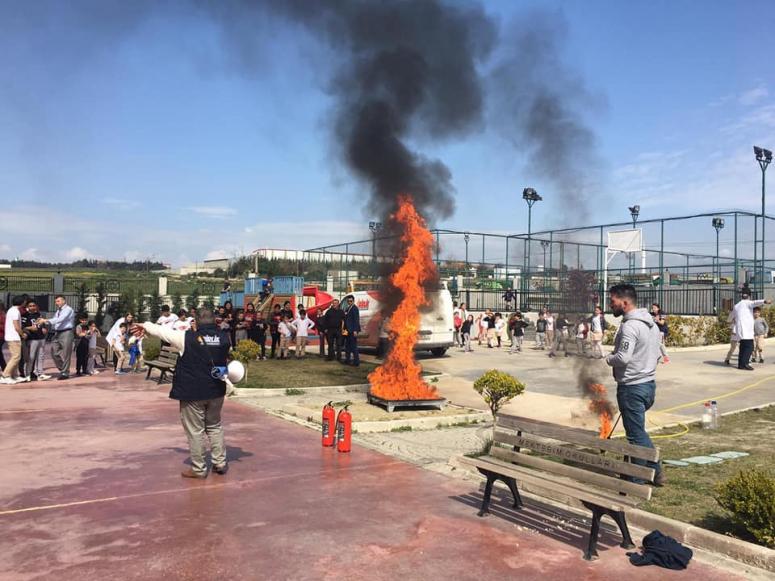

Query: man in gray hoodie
[[606, 284, 664, 486]]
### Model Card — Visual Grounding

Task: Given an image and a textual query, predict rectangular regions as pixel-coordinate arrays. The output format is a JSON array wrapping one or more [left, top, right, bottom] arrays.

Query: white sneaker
[[17, 376, 31, 383], [38, 374, 52, 381], [90, 370, 100, 375], [0, 377, 13, 385]]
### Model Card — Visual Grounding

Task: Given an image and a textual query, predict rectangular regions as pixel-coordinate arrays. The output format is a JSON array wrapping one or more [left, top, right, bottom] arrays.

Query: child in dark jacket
[[460, 315, 474, 352]]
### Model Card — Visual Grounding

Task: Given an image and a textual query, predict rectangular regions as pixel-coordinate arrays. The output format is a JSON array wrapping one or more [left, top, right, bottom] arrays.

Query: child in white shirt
[[291, 309, 316, 359], [277, 317, 293, 360]]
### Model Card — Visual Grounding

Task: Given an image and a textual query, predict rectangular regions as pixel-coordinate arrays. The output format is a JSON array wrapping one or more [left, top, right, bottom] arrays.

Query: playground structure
[[303, 210, 775, 316]]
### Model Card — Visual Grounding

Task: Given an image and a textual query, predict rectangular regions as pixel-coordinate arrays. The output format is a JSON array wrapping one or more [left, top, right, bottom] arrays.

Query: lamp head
[[755, 146, 773, 163], [522, 187, 542, 202]]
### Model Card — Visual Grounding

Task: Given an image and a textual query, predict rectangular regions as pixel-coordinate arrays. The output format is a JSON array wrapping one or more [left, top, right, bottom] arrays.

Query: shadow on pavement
[[451, 490, 626, 558]]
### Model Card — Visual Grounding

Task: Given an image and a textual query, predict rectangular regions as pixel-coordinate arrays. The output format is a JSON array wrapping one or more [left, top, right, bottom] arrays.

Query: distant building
[[178, 257, 230, 275], [251, 248, 373, 268]]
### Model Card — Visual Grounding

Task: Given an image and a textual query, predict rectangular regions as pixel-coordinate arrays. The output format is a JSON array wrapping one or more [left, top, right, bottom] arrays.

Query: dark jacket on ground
[[170, 324, 230, 402]]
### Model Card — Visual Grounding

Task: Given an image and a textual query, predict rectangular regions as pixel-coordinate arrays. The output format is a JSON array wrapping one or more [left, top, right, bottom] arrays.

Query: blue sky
[[1, 0, 773, 267]]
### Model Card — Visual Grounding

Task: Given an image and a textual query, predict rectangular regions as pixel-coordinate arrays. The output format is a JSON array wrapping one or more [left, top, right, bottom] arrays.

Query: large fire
[[587, 383, 613, 438], [368, 195, 438, 401]]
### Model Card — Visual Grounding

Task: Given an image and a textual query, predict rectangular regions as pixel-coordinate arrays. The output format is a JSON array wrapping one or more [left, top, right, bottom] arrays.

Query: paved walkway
[[410, 341, 775, 430], [0, 373, 746, 580]]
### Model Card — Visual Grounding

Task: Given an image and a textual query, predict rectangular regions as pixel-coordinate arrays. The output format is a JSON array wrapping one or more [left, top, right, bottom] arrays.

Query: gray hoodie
[[606, 308, 663, 386]]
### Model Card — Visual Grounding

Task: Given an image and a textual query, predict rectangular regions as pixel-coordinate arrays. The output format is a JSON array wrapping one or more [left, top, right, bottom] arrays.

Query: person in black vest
[[132, 308, 230, 479], [323, 299, 345, 362]]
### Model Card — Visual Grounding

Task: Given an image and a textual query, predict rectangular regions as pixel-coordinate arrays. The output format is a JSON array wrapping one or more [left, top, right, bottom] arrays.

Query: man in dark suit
[[323, 299, 345, 362], [343, 296, 361, 367]]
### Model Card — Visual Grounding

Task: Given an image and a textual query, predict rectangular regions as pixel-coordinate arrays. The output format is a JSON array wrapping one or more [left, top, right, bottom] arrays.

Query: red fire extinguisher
[[322, 401, 336, 447], [335, 405, 352, 453]]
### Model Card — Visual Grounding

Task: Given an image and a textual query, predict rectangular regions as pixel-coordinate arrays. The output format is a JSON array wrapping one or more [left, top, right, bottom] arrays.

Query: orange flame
[[368, 195, 438, 401], [588, 383, 613, 438]]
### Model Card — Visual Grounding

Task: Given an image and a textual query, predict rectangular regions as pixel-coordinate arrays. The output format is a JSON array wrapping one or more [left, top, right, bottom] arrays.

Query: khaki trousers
[[180, 397, 226, 476], [2, 341, 22, 378], [295, 336, 308, 357]]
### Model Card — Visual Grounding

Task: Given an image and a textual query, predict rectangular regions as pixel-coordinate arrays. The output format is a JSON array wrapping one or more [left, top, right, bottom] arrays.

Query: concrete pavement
[[0, 373, 750, 580]]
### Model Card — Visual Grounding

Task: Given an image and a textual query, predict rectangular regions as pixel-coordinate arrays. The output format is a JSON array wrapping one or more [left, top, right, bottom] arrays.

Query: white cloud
[[189, 206, 237, 219], [102, 197, 141, 211], [0, 243, 11, 256], [739, 86, 769, 106], [205, 250, 230, 260], [20, 248, 40, 260], [64, 246, 92, 260]]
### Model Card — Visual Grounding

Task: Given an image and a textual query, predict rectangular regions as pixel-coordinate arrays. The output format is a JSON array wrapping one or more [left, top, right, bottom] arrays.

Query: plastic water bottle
[[702, 402, 712, 430], [711, 400, 719, 430]]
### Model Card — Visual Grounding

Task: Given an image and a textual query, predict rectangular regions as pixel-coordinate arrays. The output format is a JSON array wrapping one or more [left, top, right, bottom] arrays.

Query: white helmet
[[227, 360, 245, 383]]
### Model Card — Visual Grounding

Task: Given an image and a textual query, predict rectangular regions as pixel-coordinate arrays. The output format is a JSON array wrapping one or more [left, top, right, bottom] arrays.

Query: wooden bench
[[457, 413, 658, 561], [144, 346, 179, 384]]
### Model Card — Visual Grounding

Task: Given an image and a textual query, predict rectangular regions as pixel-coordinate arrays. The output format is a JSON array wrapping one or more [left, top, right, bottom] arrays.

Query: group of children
[[452, 303, 608, 359]]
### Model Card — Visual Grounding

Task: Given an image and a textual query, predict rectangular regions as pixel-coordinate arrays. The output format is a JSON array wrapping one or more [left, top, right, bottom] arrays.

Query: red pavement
[[0, 372, 741, 580]]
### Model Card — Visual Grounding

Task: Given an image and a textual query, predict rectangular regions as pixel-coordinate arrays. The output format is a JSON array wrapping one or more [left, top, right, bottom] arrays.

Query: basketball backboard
[[608, 229, 642, 253]]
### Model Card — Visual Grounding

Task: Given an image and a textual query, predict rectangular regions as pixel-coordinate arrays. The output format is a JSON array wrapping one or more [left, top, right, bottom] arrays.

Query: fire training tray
[[367, 393, 447, 413]]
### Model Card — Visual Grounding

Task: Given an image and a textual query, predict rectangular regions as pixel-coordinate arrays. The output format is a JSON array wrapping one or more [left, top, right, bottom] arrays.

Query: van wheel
[[430, 348, 447, 357]]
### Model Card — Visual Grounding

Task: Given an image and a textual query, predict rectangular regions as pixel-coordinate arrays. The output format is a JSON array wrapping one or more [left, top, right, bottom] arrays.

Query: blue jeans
[[616, 380, 661, 483]]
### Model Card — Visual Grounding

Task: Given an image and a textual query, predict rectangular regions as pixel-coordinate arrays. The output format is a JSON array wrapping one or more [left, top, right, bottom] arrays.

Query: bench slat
[[459, 456, 638, 512], [496, 414, 659, 463], [494, 431, 655, 482], [489, 446, 651, 500]]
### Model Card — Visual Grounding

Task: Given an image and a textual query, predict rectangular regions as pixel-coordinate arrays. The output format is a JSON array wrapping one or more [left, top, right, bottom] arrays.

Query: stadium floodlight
[[522, 188, 542, 278], [628, 205, 640, 227]]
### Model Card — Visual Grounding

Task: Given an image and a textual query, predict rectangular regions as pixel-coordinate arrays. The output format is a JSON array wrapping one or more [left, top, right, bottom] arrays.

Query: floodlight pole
[[755, 146, 771, 297], [713, 218, 725, 312], [464, 232, 470, 272], [522, 188, 542, 292], [628, 205, 640, 276]]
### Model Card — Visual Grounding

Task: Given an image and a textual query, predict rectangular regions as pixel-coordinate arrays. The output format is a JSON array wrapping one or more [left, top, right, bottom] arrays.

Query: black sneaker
[[57, 374, 69, 381], [212, 463, 228, 475], [759, 358, 764, 363]]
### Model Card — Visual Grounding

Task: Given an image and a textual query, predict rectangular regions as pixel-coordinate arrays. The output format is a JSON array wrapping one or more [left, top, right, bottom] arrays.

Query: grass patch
[[239, 356, 378, 389], [390, 425, 413, 432], [646, 405, 775, 546], [285, 388, 306, 396], [465, 437, 493, 458]]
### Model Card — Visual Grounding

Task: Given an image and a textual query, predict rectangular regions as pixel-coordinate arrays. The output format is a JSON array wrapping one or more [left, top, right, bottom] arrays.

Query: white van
[[340, 284, 455, 357]]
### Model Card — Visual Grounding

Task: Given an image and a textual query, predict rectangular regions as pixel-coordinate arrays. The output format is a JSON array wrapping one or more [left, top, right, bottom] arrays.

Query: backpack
[[453, 314, 462, 329]]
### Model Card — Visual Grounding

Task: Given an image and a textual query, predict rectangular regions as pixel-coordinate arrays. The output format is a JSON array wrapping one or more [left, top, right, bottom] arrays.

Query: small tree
[[232, 339, 261, 381], [473, 369, 525, 417], [186, 287, 201, 310], [171, 291, 183, 312], [148, 289, 162, 322], [76, 282, 89, 318], [95, 282, 107, 329]]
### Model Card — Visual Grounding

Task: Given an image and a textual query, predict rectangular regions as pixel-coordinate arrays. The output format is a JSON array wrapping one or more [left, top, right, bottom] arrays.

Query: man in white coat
[[733, 289, 771, 370]]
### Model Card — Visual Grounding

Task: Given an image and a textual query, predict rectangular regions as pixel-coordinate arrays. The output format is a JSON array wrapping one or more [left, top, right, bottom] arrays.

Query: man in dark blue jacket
[[343, 296, 361, 367], [134, 308, 230, 479]]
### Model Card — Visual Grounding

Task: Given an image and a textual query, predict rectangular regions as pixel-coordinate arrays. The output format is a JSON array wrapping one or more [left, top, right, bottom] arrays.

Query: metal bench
[[144, 346, 179, 384], [457, 413, 657, 561]]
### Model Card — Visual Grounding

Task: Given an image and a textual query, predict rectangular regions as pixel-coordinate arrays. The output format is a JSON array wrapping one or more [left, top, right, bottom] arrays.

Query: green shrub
[[143, 336, 161, 362], [233, 339, 261, 363], [603, 324, 618, 345], [473, 370, 525, 417], [715, 468, 775, 548]]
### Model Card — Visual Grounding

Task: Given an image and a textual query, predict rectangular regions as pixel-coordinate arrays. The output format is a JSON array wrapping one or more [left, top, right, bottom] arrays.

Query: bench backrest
[[493, 414, 657, 500], [158, 346, 180, 364]]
